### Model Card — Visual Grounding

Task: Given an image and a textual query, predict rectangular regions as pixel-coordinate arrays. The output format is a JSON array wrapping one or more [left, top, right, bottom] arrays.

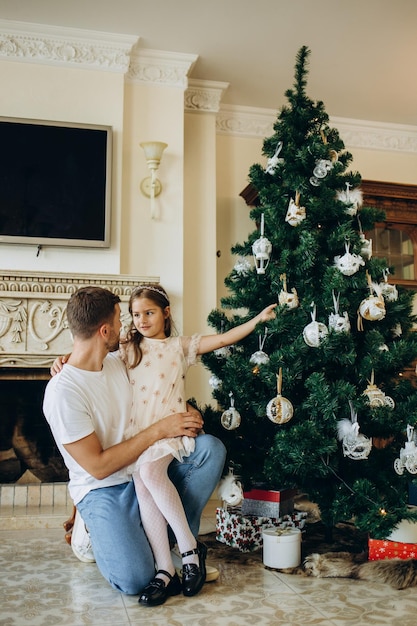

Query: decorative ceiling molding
[[127, 48, 198, 88], [0, 20, 137, 72], [217, 104, 417, 154], [333, 117, 417, 154], [217, 105, 275, 138], [185, 79, 229, 113]]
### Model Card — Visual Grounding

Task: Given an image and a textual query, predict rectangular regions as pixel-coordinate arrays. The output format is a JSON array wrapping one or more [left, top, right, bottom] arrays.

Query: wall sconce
[[140, 141, 167, 218]]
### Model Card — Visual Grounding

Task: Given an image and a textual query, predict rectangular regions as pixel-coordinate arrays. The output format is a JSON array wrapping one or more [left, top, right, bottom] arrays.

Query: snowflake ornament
[[209, 374, 222, 390], [233, 257, 252, 276]]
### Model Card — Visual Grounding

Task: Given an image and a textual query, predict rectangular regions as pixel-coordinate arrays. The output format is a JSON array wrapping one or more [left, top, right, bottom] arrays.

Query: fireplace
[[0, 270, 158, 485]]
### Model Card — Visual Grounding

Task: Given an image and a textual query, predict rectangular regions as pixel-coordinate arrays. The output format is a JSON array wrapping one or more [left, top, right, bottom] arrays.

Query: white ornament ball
[[303, 321, 329, 347], [221, 407, 241, 430], [359, 296, 386, 321], [266, 394, 294, 424]]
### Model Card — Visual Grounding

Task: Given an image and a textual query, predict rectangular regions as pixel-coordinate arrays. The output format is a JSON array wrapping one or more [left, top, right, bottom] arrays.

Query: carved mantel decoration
[[0, 271, 158, 373]]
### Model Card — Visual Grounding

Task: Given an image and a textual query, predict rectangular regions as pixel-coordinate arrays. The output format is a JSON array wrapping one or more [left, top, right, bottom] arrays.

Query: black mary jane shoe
[[138, 570, 182, 607], [181, 540, 207, 597]]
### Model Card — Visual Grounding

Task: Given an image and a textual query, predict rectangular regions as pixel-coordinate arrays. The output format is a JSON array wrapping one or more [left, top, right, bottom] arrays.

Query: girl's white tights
[[133, 454, 199, 586]]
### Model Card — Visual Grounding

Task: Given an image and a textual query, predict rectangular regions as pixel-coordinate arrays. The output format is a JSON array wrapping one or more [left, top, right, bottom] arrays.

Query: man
[[43, 286, 226, 595]]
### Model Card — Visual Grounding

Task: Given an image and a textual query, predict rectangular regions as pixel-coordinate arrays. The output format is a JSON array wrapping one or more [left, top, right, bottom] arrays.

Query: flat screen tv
[[0, 117, 112, 248]]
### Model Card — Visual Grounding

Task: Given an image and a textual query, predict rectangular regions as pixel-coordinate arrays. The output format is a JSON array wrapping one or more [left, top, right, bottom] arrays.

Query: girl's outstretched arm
[[197, 303, 277, 355]]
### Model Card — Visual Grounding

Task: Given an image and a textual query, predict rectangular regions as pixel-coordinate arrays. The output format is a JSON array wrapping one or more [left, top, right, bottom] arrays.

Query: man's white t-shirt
[[43, 351, 133, 505]]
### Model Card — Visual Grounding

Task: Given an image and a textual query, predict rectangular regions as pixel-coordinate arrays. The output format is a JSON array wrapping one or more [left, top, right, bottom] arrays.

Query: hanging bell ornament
[[337, 403, 372, 461], [266, 368, 294, 424], [363, 370, 395, 409], [379, 269, 398, 302], [278, 273, 299, 309], [328, 291, 351, 334], [221, 392, 241, 430], [252, 214, 272, 275], [303, 303, 328, 348], [250, 328, 269, 366], [285, 191, 306, 227], [334, 242, 365, 276], [394, 425, 417, 475]]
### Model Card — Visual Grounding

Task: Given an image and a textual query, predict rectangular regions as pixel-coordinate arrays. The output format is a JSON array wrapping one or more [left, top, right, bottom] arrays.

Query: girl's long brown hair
[[124, 284, 174, 369]]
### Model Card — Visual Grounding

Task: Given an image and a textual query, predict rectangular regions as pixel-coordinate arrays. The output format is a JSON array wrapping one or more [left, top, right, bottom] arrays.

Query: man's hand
[[155, 408, 204, 439]]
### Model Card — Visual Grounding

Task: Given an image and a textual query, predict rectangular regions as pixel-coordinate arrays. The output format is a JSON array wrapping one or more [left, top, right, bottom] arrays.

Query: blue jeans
[[77, 434, 226, 594]]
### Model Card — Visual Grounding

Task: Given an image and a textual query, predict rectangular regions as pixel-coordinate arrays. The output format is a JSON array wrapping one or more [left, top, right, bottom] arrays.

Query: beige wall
[[0, 22, 416, 410]]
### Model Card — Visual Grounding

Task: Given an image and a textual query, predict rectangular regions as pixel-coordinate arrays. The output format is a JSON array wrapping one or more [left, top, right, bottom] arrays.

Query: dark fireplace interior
[[0, 377, 68, 484]]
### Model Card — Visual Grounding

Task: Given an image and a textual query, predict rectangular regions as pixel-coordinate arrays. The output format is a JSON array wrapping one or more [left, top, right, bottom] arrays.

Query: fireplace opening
[[0, 377, 68, 484]]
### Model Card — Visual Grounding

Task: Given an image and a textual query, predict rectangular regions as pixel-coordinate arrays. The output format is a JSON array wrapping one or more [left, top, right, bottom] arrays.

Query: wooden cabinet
[[241, 180, 417, 289]]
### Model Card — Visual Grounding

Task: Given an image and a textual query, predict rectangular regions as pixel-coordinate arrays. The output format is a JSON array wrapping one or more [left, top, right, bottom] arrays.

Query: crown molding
[[332, 116, 417, 154], [216, 104, 275, 138], [127, 48, 198, 88], [0, 19, 138, 72], [217, 104, 417, 154], [185, 79, 229, 113]]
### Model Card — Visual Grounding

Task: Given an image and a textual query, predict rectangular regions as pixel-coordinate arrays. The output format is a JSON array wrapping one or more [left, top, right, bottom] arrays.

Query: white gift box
[[262, 526, 301, 569]]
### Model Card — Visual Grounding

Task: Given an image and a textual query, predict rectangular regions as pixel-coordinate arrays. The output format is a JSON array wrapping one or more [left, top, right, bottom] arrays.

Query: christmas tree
[[202, 46, 417, 538]]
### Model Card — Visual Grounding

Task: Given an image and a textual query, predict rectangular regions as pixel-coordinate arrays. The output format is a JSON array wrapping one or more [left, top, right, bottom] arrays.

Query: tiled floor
[[1, 499, 417, 626]]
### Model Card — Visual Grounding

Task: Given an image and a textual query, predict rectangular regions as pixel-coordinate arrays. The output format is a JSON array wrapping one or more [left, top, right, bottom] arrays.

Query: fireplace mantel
[[0, 271, 158, 373]]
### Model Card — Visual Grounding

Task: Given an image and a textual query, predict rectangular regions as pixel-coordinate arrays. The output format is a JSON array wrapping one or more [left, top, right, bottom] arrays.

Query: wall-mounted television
[[0, 117, 112, 248]]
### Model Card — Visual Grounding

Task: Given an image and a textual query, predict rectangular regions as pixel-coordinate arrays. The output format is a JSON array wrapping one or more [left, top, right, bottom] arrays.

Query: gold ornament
[[266, 368, 294, 424]]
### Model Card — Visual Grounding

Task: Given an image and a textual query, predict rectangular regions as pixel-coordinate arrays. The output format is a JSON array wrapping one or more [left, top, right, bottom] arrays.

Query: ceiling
[[0, 0, 416, 127]]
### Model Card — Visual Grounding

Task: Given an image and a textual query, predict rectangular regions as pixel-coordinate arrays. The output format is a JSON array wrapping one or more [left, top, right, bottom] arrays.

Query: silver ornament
[[221, 392, 241, 430]]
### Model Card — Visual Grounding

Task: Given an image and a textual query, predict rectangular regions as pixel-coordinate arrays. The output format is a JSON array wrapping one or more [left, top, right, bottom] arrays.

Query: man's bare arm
[[63, 410, 203, 480]]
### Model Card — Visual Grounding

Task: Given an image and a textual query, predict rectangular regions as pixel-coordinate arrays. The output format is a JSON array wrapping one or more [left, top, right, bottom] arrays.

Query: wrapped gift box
[[241, 487, 297, 518], [216, 506, 307, 553], [262, 526, 302, 569], [368, 538, 417, 560]]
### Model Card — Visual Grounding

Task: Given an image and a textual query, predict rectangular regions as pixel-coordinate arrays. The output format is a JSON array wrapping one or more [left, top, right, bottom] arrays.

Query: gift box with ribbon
[[215, 506, 306, 553]]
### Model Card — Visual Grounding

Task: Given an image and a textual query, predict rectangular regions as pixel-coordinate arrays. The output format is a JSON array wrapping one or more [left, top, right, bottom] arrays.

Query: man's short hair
[[66, 286, 121, 339]]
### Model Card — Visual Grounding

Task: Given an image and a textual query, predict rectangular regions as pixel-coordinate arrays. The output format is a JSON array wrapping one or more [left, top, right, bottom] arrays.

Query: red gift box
[[368, 538, 417, 560], [242, 488, 297, 518]]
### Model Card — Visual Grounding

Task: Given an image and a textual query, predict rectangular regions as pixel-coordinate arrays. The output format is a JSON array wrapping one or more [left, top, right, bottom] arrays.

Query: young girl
[[122, 284, 276, 606]]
